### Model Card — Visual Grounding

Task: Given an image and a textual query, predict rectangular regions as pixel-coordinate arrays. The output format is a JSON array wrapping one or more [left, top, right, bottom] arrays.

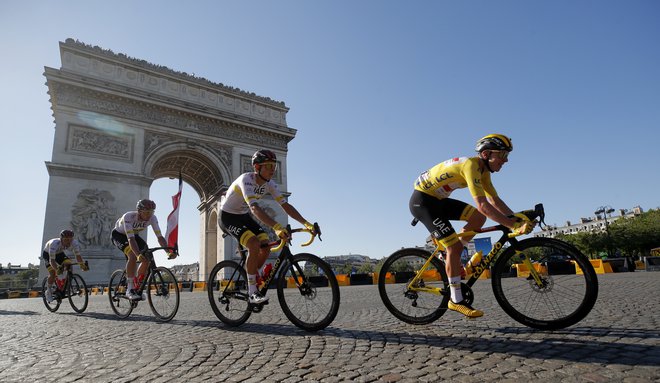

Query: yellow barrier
[[336, 274, 350, 286], [192, 282, 206, 292], [8, 291, 22, 299], [575, 259, 612, 274], [635, 260, 645, 270], [29, 290, 40, 298], [515, 263, 547, 278], [374, 272, 394, 284]]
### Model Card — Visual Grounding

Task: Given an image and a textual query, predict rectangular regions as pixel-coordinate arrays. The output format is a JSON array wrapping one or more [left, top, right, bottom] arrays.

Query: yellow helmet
[[475, 134, 513, 152]]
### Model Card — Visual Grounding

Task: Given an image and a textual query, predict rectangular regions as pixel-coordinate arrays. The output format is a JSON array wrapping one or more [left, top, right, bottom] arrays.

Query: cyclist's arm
[[156, 235, 168, 249], [128, 236, 142, 256], [473, 195, 517, 229], [488, 195, 514, 217], [71, 241, 84, 263], [249, 204, 279, 228], [281, 202, 310, 226]]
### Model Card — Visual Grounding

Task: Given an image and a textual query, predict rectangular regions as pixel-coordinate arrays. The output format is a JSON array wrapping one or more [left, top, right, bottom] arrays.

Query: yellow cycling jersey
[[414, 157, 497, 199]]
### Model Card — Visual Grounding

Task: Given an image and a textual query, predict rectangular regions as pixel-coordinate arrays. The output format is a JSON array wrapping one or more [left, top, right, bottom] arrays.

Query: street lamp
[[594, 205, 615, 257]]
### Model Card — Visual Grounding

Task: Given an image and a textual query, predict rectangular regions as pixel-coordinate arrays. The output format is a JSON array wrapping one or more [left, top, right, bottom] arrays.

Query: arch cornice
[[45, 77, 293, 151]]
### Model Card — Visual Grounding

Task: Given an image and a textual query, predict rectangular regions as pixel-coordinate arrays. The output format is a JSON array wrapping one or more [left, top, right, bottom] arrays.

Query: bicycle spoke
[[492, 237, 598, 330], [147, 267, 180, 322], [68, 274, 88, 313], [207, 260, 251, 326], [108, 269, 133, 318], [277, 254, 340, 332], [378, 248, 449, 325]]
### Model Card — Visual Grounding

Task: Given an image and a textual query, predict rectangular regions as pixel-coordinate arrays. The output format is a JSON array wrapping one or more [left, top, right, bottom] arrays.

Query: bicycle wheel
[[147, 266, 180, 322], [67, 274, 88, 313], [491, 237, 599, 330], [108, 269, 133, 318], [276, 253, 340, 332], [207, 260, 251, 326], [41, 277, 60, 312], [378, 247, 449, 325]]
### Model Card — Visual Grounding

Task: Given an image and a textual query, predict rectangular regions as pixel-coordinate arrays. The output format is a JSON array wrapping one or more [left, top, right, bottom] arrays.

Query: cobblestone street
[[1, 272, 658, 382]]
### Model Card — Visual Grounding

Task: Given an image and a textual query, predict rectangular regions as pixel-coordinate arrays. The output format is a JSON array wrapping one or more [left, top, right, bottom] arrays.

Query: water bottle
[[464, 251, 483, 275]]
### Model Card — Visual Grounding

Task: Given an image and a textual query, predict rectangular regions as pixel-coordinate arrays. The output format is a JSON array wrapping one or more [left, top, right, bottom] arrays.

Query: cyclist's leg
[[220, 211, 269, 304], [43, 252, 56, 286], [112, 230, 140, 298], [410, 193, 482, 318]]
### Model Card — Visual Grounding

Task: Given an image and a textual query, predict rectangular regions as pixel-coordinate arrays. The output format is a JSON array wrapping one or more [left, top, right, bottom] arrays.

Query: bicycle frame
[[132, 246, 177, 298], [406, 204, 546, 295], [221, 227, 316, 302]]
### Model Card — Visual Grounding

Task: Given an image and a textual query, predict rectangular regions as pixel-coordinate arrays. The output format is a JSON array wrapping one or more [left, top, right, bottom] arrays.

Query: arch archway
[[40, 39, 296, 284]]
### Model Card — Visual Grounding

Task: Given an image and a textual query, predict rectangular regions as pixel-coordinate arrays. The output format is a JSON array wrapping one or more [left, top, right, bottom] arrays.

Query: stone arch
[[40, 39, 296, 284]]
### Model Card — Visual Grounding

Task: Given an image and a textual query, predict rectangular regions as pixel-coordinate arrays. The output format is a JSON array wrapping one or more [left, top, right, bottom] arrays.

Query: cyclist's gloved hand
[[303, 221, 316, 234], [273, 223, 289, 240], [168, 251, 177, 260], [56, 265, 64, 275], [512, 220, 536, 235], [79, 261, 89, 271]]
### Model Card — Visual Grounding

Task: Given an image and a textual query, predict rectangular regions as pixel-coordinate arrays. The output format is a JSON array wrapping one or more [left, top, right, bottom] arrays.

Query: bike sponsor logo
[[475, 241, 503, 274], [263, 258, 281, 288]]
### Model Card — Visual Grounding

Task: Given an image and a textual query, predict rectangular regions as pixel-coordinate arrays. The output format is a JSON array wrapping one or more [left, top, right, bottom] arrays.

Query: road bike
[[207, 223, 340, 332], [108, 246, 180, 322], [378, 204, 599, 330], [41, 261, 89, 313]]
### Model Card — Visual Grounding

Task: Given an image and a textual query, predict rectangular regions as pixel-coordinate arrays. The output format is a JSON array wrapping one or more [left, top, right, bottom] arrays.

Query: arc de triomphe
[[40, 39, 296, 284]]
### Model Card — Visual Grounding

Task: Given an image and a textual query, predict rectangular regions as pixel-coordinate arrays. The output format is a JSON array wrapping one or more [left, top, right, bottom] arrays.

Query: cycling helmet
[[60, 229, 74, 238], [252, 149, 277, 165], [475, 134, 513, 153], [136, 199, 156, 211]]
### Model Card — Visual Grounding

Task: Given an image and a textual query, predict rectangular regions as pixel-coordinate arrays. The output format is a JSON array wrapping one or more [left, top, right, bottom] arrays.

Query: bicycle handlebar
[[267, 222, 322, 252], [139, 246, 179, 259]]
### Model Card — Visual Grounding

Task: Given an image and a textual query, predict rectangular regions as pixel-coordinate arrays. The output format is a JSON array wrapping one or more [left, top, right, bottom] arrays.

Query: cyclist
[[409, 134, 535, 318], [111, 199, 176, 300], [219, 149, 317, 305], [42, 230, 89, 303]]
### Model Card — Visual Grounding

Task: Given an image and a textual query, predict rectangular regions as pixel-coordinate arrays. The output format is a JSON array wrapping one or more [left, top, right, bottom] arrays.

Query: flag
[[165, 173, 183, 250]]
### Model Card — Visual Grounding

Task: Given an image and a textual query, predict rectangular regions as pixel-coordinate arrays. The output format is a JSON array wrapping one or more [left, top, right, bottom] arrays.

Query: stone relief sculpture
[[70, 189, 117, 248], [68, 125, 132, 160]]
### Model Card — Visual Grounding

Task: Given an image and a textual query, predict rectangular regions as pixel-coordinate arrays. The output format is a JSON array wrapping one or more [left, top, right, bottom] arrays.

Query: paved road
[[1, 272, 658, 382]]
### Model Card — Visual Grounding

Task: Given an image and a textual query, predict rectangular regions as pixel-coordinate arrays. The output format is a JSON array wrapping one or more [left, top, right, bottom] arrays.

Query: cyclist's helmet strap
[[136, 199, 156, 210], [60, 229, 74, 238], [475, 134, 513, 153], [252, 149, 277, 165]]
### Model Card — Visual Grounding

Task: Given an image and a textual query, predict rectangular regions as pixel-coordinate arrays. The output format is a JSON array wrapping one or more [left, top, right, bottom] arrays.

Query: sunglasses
[[260, 163, 278, 171], [491, 150, 509, 160]]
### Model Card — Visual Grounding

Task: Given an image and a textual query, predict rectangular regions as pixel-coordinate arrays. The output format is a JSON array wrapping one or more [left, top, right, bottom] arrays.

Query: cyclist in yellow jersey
[[410, 134, 535, 318]]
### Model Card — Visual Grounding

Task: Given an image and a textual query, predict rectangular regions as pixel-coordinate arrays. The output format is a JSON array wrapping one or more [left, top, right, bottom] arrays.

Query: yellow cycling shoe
[[448, 300, 484, 318]]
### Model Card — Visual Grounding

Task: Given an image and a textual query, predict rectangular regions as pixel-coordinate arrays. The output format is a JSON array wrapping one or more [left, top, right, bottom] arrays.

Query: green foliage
[[555, 209, 660, 258]]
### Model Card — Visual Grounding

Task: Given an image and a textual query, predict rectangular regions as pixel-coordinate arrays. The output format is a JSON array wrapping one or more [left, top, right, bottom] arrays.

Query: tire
[[147, 266, 180, 322], [276, 253, 340, 332], [67, 274, 88, 313], [377, 248, 449, 325], [207, 260, 251, 326], [108, 269, 133, 318], [491, 237, 599, 330], [41, 277, 60, 312]]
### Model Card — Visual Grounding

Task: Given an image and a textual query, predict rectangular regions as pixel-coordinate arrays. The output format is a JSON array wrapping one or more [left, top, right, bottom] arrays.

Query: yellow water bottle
[[465, 251, 483, 275]]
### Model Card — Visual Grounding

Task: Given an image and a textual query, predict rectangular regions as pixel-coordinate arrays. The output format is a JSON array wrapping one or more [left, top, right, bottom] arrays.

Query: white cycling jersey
[[113, 211, 162, 238], [43, 238, 82, 258], [220, 172, 287, 215]]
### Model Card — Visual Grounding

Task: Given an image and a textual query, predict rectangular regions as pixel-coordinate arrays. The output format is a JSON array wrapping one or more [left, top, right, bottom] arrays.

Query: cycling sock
[[248, 274, 257, 294], [449, 276, 462, 302], [127, 279, 134, 291]]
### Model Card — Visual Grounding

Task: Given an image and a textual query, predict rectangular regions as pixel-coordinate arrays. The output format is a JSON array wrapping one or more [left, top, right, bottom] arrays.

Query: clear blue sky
[[1, 1, 658, 269]]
